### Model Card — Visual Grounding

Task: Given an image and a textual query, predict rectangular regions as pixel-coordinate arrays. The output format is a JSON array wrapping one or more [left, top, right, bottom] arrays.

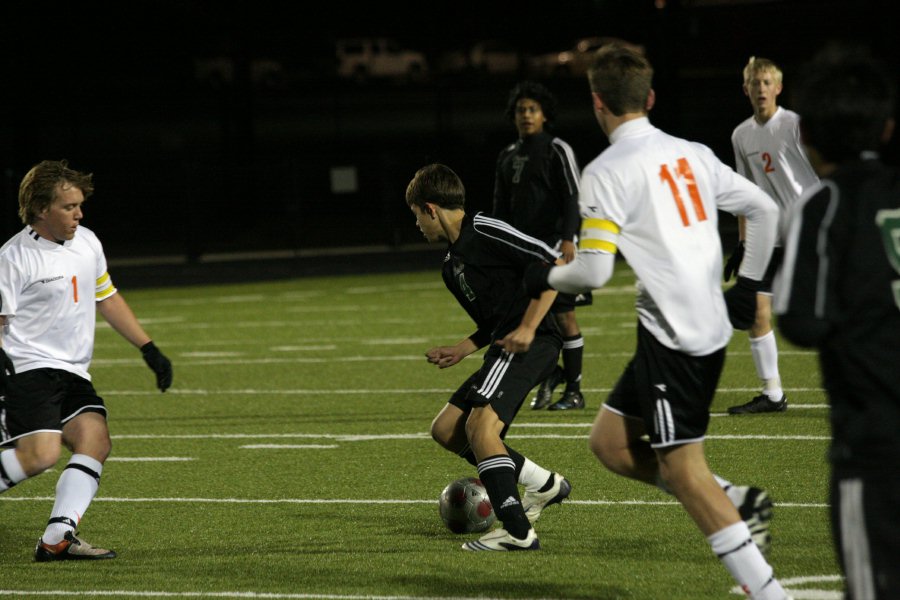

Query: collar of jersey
[[27, 227, 71, 248]]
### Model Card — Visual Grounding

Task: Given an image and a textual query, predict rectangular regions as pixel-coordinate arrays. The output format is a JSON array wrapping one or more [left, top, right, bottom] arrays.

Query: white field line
[[104, 431, 829, 441], [0, 592, 558, 600], [97, 387, 827, 399], [90, 349, 818, 367], [0, 496, 829, 508]]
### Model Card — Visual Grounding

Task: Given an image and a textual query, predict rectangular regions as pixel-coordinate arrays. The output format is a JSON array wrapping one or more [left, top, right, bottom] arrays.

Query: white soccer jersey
[[0, 225, 117, 380], [569, 118, 778, 355], [732, 107, 819, 242]]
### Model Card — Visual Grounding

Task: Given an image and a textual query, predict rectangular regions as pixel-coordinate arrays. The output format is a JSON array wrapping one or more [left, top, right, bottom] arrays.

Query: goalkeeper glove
[[141, 341, 173, 392], [724, 276, 762, 330], [723, 240, 745, 282]]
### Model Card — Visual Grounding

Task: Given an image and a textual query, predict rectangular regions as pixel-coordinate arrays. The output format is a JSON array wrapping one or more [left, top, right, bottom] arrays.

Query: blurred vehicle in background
[[438, 39, 523, 76], [335, 38, 428, 82], [528, 36, 645, 78]]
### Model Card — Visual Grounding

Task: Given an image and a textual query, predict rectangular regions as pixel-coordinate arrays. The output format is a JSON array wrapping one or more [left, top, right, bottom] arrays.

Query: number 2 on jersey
[[659, 158, 708, 226]]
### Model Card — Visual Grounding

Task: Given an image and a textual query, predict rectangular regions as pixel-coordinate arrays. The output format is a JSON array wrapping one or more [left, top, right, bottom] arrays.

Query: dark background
[[1, 0, 897, 283]]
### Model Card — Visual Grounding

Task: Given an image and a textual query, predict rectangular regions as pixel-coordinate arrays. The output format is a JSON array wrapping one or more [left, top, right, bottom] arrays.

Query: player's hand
[[141, 341, 173, 392], [494, 326, 535, 354], [0, 348, 15, 392], [425, 346, 465, 369], [723, 276, 761, 330], [523, 261, 553, 299], [723, 240, 745, 281]]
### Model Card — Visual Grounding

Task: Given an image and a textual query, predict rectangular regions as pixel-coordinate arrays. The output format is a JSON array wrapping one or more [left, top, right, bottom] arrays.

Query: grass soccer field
[[0, 263, 842, 599]]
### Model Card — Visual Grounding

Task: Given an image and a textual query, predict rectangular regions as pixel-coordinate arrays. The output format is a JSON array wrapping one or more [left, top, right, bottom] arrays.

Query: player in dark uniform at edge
[[406, 163, 571, 551], [774, 44, 899, 600], [493, 81, 588, 411]]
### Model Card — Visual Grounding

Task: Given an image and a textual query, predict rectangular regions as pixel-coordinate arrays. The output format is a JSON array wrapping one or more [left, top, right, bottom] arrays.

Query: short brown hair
[[587, 44, 653, 116], [405, 164, 465, 211], [18, 160, 94, 225]]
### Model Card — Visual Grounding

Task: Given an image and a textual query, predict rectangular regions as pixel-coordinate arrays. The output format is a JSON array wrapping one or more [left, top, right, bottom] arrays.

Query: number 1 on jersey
[[71, 275, 78, 303], [660, 158, 708, 227]]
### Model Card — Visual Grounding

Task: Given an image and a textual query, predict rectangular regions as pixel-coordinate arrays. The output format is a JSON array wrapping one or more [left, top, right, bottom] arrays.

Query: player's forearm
[[519, 289, 557, 331], [738, 195, 778, 280], [97, 293, 152, 348], [549, 252, 614, 294]]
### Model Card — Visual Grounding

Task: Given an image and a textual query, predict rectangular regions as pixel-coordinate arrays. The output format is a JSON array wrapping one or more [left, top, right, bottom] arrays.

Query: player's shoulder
[[0, 228, 33, 259], [732, 115, 757, 139]]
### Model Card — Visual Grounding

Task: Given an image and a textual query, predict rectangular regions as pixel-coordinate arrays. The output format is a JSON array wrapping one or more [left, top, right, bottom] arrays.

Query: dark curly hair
[[504, 81, 558, 129]]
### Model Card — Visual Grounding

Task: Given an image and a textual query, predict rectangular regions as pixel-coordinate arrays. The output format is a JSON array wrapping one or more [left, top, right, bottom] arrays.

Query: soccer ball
[[438, 476, 496, 534]]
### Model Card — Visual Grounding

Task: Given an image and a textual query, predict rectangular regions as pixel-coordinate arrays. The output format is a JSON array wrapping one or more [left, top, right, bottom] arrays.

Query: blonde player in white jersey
[[524, 45, 792, 599], [0, 160, 173, 562], [725, 57, 819, 415]]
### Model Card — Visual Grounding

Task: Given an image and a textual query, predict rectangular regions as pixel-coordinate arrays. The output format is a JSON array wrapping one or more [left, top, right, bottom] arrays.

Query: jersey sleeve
[[0, 256, 23, 318], [705, 148, 778, 280], [551, 139, 581, 242], [89, 230, 118, 302], [773, 182, 835, 346], [471, 213, 558, 268]]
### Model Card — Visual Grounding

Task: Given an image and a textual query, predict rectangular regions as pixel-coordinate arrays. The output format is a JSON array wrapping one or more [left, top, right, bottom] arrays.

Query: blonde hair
[[743, 56, 783, 85]]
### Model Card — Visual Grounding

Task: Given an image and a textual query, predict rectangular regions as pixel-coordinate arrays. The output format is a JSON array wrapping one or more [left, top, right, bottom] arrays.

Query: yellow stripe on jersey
[[95, 272, 117, 301], [579, 218, 620, 254]]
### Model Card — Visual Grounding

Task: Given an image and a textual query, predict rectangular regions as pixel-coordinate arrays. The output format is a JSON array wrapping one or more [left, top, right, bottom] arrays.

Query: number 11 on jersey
[[659, 158, 708, 227]]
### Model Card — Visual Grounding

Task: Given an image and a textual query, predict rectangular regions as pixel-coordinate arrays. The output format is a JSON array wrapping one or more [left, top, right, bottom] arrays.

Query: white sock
[[750, 331, 783, 401], [0, 449, 28, 492], [518, 457, 552, 492], [43, 454, 103, 544], [709, 521, 787, 600]]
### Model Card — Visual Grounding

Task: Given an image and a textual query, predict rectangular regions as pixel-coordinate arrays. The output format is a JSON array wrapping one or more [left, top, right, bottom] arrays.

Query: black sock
[[477, 454, 530, 539], [562, 334, 584, 391], [457, 445, 477, 467]]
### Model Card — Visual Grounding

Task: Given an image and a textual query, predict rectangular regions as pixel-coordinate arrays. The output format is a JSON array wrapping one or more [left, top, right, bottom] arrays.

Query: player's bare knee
[[18, 445, 61, 476]]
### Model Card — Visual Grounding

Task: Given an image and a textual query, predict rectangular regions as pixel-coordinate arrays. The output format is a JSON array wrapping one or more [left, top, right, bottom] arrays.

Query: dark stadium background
[[1, 0, 896, 286]]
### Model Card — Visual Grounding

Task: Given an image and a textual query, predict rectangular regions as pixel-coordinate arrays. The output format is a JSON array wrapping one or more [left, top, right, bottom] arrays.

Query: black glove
[[724, 276, 762, 330], [523, 261, 553, 299], [0, 348, 14, 393], [723, 240, 745, 281], [141, 341, 173, 392]]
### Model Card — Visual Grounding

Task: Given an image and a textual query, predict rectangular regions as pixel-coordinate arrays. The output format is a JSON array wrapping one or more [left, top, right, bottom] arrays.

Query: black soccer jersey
[[776, 157, 900, 471], [492, 131, 580, 246], [443, 213, 561, 348]]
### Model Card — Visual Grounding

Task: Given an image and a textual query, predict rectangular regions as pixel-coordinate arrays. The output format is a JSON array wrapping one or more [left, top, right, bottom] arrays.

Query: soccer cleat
[[727, 394, 787, 415], [530, 365, 564, 410], [548, 389, 585, 411], [461, 527, 540, 551], [34, 531, 117, 562], [734, 486, 773, 555], [523, 473, 572, 524]]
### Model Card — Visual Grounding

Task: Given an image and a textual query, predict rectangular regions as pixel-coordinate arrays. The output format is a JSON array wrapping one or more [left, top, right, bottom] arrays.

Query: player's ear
[[591, 92, 604, 112], [645, 89, 655, 112], [424, 202, 438, 219]]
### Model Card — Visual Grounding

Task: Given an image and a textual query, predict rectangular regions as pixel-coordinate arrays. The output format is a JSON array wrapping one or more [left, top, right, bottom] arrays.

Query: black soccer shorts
[[449, 334, 561, 425], [0, 368, 107, 447], [604, 323, 725, 448]]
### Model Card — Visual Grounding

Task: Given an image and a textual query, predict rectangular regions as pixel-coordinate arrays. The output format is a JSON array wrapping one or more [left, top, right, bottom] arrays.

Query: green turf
[[0, 265, 842, 599]]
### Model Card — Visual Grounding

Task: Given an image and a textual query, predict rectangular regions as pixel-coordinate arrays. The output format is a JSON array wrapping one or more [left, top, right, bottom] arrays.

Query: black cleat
[[531, 366, 564, 410], [728, 394, 787, 415], [548, 389, 585, 411], [34, 531, 117, 562]]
